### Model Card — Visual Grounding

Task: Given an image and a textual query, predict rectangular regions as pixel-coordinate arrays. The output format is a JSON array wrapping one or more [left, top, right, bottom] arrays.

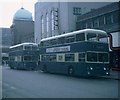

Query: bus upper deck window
[[76, 33, 85, 42], [44, 41, 50, 47], [58, 37, 65, 44], [98, 34, 108, 43], [32, 46, 38, 50], [66, 35, 75, 43], [25, 45, 31, 50], [40, 42, 43, 47], [87, 33, 97, 41], [17, 45, 23, 50], [50, 39, 57, 46]]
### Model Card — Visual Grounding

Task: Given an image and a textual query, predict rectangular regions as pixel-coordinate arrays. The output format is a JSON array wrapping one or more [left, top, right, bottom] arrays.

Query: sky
[[0, 0, 37, 28], [0, 0, 118, 28]]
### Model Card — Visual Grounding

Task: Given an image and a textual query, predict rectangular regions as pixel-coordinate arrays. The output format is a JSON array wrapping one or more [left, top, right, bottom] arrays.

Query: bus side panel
[[39, 62, 89, 76], [72, 63, 110, 76], [39, 62, 68, 74], [39, 42, 109, 54], [21, 62, 38, 70], [72, 42, 109, 52], [39, 62, 110, 76]]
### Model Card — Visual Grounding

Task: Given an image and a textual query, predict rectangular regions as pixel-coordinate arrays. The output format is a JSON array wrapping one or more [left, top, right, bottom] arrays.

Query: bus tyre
[[68, 67, 74, 76], [42, 65, 47, 73], [10, 67, 13, 69]]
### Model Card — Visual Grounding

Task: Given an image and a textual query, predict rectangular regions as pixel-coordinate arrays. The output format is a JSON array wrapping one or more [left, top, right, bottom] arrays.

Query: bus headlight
[[106, 72, 109, 75], [90, 67, 93, 70], [104, 67, 106, 70]]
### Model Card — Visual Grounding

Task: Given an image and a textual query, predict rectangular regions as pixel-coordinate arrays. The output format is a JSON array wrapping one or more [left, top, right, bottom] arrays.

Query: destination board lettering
[[46, 46, 70, 53]]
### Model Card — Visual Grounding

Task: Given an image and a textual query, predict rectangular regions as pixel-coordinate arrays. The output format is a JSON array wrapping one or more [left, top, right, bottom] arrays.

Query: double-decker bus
[[38, 29, 110, 77], [8, 43, 39, 70]]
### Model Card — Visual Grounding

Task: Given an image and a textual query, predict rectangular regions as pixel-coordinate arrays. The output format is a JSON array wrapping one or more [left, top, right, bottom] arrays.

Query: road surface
[[2, 66, 119, 98]]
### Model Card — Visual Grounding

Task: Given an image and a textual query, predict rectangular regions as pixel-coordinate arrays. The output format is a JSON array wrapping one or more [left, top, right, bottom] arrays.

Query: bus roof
[[41, 29, 107, 42], [2, 53, 8, 57], [9, 43, 38, 49]]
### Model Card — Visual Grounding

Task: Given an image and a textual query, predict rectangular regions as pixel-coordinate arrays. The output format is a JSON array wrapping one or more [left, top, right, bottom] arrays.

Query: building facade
[[11, 7, 34, 45], [35, 2, 110, 44], [1, 28, 12, 53], [76, 2, 119, 49], [76, 2, 120, 70], [1, 28, 12, 64]]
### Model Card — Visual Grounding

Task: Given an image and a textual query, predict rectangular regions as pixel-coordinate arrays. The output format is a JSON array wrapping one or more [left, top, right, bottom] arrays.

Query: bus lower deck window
[[65, 54, 74, 61], [79, 53, 85, 62], [24, 56, 32, 61], [98, 53, 109, 62], [87, 52, 97, 62]]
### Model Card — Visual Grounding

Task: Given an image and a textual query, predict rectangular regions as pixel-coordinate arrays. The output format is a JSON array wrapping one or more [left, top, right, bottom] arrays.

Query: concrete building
[[76, 2, 120, 70], [1, 28, 12, 53], [11, 7, 34, 45], [76, 2, 120, 40], [35, 2, 110, 44], [0, 28, 12, 64]]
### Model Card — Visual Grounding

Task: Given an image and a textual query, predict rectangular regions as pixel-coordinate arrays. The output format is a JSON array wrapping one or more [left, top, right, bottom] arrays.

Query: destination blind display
[[46, 46, 70, 53]]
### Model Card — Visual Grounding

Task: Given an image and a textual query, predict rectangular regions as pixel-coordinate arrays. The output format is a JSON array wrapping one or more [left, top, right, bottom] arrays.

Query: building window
[[105, 13, 112, 25], [103, 16, 106, 25], [86, 19, 92, 28], [46, 13, 49, 37], [51, 8, 59, 36], [51, 10, 55, 36], [76, 22, 82, 30], [54, 8, 59, 30], [99, 15, 105, 26], [41, 16, 44, 39], [93, 18, 99, 28], [73, 7, 81, 15], [113, 10, 119, 24], [111, 14, 114, 23], [81, 21, 86, 29]]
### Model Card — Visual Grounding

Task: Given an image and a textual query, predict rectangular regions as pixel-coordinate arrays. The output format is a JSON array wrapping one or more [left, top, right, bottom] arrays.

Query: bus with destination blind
[[38, 29, 110, 77], [8, 43, 39, 70]]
